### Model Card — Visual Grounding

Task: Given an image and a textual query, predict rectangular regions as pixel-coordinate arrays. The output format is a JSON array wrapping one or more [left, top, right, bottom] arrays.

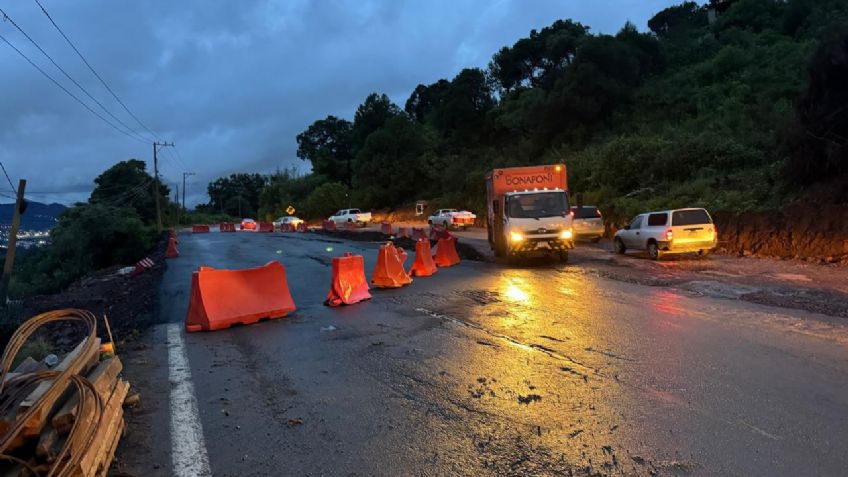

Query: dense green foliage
[[208, 0, 848, 224], [5, 161, 171, 299]]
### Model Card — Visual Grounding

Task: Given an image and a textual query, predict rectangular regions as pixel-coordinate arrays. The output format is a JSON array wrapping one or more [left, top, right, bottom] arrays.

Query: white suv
[[614, 208, 717, 260]]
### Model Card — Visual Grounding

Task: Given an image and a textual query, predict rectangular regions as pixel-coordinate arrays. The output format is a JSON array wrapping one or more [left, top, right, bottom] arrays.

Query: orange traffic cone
[[325, 253, 372, 306], [409, 239, 437, 277], [371, 242, 413, 288], [433, 236, 460, 267], [166, 236, 180, 258]]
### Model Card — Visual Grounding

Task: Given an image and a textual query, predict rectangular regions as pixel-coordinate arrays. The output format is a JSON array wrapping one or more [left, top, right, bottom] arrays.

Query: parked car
[[240, 218, 257, 231], [571, 206, 604, 242], [273, 216, 303, 228], [428, 209, 477, 229], [614, 208, 717, 260], [328, 208, 372, 226]]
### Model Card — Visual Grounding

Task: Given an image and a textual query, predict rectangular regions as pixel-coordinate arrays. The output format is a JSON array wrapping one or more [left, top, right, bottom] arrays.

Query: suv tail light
[[665, 229, 673, 241]]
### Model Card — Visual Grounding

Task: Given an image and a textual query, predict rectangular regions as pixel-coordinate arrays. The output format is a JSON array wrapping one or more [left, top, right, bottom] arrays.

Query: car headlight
[[510, 232, 524, 242], [560, 229, 573, 240]]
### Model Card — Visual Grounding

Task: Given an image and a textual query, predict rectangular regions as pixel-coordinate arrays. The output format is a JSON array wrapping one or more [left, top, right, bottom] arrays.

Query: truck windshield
[[507, 192, 569, 219]]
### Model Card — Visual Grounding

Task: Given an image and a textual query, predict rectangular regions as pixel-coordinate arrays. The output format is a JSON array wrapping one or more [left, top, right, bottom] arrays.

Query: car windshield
[[572, 207, 601, 219], [672, 209, 712, 226], [507, 192, 569, 219]]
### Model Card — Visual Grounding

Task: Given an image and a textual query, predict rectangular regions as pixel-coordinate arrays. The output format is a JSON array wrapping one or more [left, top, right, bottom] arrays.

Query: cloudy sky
[[0, 0, 682, 207]]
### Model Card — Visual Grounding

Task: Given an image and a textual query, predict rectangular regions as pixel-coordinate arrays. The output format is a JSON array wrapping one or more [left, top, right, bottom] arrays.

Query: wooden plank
[[51, 357, 122, 433], [35, 425, 58, 460], [16, 338, 100, 438], [11, 357, 42, 375], [77, 379, 129, 476], [95, 418, 124, 477]]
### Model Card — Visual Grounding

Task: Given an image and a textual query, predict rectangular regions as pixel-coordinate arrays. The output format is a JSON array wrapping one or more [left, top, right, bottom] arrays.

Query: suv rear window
[[647, 213, 668, 227], [672, 209, 712, 226], [572, 207, 601, 219]]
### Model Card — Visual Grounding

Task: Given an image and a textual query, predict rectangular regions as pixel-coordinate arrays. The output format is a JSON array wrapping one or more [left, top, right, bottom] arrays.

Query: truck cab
[[486, 165, 574, 261]]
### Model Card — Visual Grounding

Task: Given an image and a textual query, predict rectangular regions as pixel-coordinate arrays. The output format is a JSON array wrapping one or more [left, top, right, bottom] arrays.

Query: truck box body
[[487, 165, 567, 197], [485, 164, 573, 260]]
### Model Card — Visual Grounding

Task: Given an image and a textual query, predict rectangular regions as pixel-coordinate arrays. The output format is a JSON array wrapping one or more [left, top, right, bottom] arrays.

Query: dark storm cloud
[[0, 0, 682, 206]]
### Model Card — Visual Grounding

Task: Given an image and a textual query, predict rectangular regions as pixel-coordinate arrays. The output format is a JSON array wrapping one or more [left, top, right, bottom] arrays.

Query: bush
[[301, 182, 351, 220], [9, 204, 156, 297]]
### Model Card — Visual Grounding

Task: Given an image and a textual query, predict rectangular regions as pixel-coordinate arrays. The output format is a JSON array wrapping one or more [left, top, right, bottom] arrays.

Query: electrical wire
[[0, 7, 150, 143], [0, 161, 16, 193], [0, 31, 147, 144], [31, 0, 161, 141]]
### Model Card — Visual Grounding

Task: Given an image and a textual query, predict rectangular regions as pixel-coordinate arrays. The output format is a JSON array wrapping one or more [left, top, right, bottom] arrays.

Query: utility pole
[[1, 179, 26, 305], [182, 172, 195, 214], [153, 141, 174, 232], [175, 184, 180, 226]]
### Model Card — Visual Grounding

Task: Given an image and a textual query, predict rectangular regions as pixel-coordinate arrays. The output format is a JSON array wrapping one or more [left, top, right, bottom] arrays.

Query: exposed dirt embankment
[[7, 235, 169, 349], [714, 205, 848, 263]]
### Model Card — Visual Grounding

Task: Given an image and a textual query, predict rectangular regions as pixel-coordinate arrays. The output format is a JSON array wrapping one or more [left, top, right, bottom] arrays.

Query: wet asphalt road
[[117, 231, 848, 476]]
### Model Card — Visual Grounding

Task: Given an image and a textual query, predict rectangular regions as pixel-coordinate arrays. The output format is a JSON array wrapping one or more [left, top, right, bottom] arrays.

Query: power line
[[0, 161, 16, 194], [0, 7, 150, 143], [31, 0, 160, 141], [0, 31, 147, 144]]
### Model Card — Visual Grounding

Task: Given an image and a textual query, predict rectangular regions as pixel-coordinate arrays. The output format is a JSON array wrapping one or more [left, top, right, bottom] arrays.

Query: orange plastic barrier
[[371, 242, 413, 288], [380, 222, 393, 235], [433, 236, 461, 268], [397, 227, 409, 238], [192, 224, 210, 233], [185, 261, 296, 332], [429, 225, 451, 241], [323, 220, 336, 232], [220, 223, 236, 232], [409, 239, 437, 277], [325, 253, 372, 306], [343, 221, 356, 231], [258, 222, 274, 232], [166, 236, 180, 258], [411, 227, 427, 241], [297, 222, 308, 233]]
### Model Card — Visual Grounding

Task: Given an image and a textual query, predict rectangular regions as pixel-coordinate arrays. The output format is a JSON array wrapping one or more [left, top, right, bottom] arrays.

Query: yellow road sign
[[286, 205, 296, 215]]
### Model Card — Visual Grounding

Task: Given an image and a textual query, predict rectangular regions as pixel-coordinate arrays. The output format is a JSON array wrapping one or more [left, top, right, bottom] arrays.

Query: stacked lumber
[[0, 309, 132, 476]]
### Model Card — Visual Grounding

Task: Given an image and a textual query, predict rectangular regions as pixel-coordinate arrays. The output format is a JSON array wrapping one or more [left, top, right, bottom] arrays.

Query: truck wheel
[[443, 221, 449, 228], [591, 237, 601, 243], [614, 238, 626, 254], [559, 251, 569, 263], [648, 242, 661, 260], [698, 249, 710, 257], [428, 220, 433, 225]]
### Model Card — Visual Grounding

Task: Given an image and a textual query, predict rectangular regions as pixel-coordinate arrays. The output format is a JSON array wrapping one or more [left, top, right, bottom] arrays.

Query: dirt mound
[[313, 230, 486, 262], [714, 205, 848, 262], [7, 234, 169, 349]]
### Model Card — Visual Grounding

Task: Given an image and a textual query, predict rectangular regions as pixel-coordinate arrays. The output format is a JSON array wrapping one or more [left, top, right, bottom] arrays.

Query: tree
[[648, 2, 706, 37], [296, 116, 354, 185], [353, 116, 437, 206], [405, 80, 450, 122], [302, 182, 351, 219], [206, 173, 267, 217], [352, 93, 402, 149], [431, 68, 495, 142], [785, 31, 848, 184], [89, 159, 169, 225]]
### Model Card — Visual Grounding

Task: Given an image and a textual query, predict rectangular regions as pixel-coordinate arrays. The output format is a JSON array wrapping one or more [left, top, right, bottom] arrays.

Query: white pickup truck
[[428, 209, 477, 229], [328, 208, 372, 226]]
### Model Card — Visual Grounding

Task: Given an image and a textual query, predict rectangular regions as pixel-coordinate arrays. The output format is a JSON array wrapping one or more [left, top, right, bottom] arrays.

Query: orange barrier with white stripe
[[220, 223, 236, 232], [192, 225, 210, 233]]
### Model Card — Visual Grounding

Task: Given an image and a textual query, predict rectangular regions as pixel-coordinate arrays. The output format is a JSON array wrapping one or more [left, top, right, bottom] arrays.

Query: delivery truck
[[485, 164, 574, 261]]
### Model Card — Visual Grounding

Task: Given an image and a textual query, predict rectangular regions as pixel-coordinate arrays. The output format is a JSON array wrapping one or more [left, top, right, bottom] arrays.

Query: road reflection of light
[[652, 290, 685, 315], [500, 273, 531, 304]]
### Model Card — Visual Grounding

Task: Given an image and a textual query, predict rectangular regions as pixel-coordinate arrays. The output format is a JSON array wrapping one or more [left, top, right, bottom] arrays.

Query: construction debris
[[0, 309, 130, 476]]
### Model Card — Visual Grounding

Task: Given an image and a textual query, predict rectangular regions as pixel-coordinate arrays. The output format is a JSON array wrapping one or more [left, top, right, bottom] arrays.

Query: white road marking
[[167, 323, 212, 477]]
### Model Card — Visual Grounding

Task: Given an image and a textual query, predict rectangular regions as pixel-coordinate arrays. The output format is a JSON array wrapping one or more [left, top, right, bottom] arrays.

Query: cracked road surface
[[115, 231, 848, 476]]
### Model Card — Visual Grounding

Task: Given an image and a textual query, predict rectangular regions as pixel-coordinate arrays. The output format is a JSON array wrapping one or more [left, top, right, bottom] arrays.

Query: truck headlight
[[510, 232, 524, 242], [560, 229, 573, 240]]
